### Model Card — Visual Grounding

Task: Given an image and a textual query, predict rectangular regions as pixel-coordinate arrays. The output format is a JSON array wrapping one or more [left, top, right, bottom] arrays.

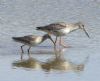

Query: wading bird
[[36, 22, 90, 47], [12, 34, 54, 54]]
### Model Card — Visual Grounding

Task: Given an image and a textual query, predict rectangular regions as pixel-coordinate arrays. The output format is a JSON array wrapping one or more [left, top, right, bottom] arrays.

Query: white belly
[[53, 28, 70, 36]]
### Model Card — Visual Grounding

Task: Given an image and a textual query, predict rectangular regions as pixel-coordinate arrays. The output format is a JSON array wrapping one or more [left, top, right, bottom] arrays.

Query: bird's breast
[[60, 28, 71, 33], [30, 37, 43, 46], [53, 28, 71, 36]]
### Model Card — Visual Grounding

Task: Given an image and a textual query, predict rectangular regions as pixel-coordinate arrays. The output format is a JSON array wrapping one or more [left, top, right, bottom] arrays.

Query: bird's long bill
[[82, 28, 90, 38], [48, 36, 55, 45]]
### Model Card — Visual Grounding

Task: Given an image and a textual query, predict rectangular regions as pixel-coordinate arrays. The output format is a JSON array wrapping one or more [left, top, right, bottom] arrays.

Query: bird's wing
[[12, 35, 39, 44], [44, 22, 66, 31], [23, 35, 37, 41]]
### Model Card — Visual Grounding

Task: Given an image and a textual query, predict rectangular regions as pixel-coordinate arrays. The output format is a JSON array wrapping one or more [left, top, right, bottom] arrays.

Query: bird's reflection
[[41, 48, 89, 73], [12, 48, 89, 73], [13, 57, 41, 69]]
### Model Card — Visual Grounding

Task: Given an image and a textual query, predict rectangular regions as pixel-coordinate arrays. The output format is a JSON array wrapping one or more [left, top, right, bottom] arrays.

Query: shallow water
[[0, 0, 100, 81]]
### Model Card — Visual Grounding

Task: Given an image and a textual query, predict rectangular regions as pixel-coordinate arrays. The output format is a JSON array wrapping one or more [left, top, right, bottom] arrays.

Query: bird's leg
[[59, 37, 68, 48], [59, 36, 61, 45], [20, 52, 24, 60], [27, 46, 31, 58], [48, 33, 56, 47], [54, 36, 58, 46], [48, 35, 55, 46], [53, 36, 58, 48], [55, 36, 57, 44], [27, 46, 31, 54], [21, 45, 25, 53]]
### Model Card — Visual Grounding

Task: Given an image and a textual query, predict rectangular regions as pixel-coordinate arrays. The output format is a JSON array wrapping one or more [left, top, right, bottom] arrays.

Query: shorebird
[[36, 22, 90, 47], [12, 34, 54, 54]]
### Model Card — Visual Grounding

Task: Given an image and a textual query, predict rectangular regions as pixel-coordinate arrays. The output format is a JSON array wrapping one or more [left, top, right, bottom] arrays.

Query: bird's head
[[77, 22, 90, 38]]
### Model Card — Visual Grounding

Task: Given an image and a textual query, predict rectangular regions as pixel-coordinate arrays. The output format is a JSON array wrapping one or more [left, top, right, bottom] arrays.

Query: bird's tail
[[12, 37, 17, 40], [12, 37, 22, 41], [36, 26, 45, 30]]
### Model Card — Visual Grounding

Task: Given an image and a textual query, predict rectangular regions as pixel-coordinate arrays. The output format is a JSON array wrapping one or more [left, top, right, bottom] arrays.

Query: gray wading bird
[[36, 22, 90, 47], [12, 34, 55, 54]]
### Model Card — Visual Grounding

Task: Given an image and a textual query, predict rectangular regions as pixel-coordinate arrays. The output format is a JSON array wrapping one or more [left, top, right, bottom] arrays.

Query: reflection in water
[[13, 57, 41, 69], [41, 48, 89, 73], [12, 48, 89, 73]]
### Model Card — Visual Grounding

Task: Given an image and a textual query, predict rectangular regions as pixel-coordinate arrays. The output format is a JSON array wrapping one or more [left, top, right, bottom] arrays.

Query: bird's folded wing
[[23, 35, 37, 41], [44, 23, 66, 31]]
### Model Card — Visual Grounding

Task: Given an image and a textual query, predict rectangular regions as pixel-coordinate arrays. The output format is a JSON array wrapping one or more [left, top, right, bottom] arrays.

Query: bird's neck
[[41, 36, 47, 43], [70, 25, 79, 32]]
